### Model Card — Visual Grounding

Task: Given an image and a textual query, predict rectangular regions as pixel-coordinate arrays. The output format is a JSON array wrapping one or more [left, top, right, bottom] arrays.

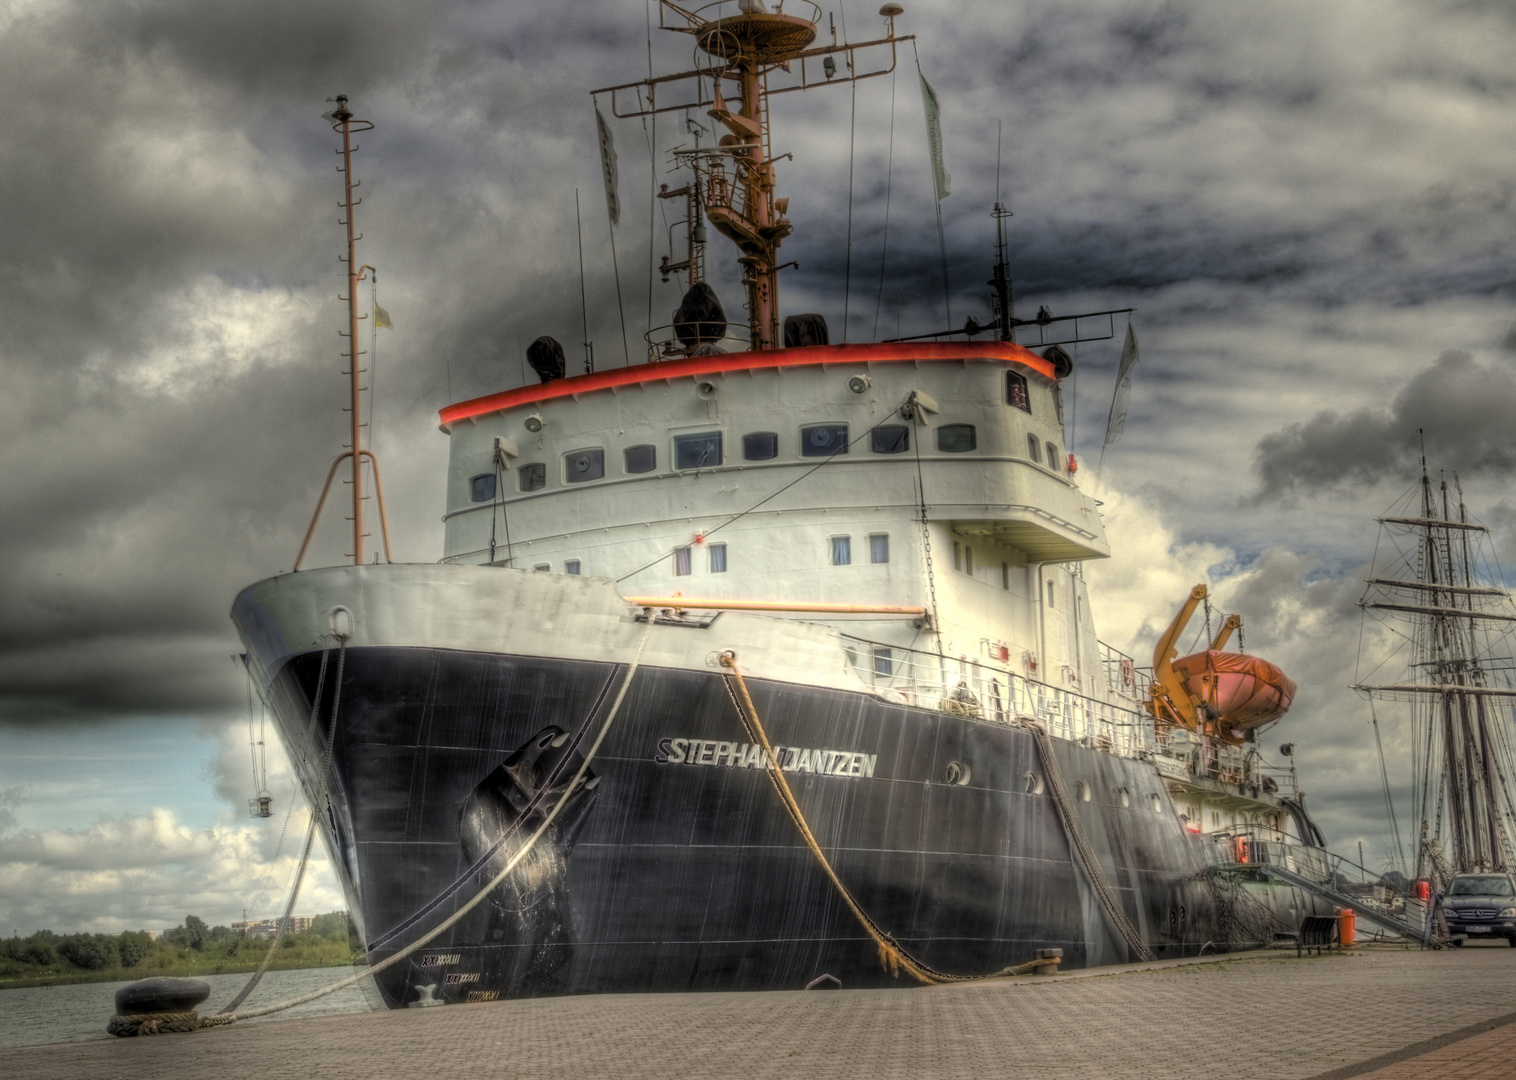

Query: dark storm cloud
[[1, 0, 1514, 739], [1252, 351, 1516, 499]]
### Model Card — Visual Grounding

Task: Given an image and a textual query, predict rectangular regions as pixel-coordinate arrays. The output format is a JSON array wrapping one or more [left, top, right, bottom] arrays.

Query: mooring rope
[[218, 641, 348, 1015], [718, 652, 1055, 984], [112, 618, 654, 1036], [1019, 717, 1157, 963]]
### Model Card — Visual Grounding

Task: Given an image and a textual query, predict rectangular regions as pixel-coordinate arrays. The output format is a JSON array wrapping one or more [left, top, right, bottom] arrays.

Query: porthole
[[1024, 771, 1045, 795], [674, 431, 723, 470], [1006, 371, 1031, 412], [937, 424, 977, 453], [564, 448, 604, 483], [1116, 787, 1130, 808], [871, 425, 909, 454], [801, 423, 849, 457], [1076, 780, 1092, 803], [469, 473, 496, 503], [624, 444, 656, 474], [518, 463, 545, 492], [742, 432, 778, 461], [944, 761, 972, 786], [1149, 793, 1163, 813]]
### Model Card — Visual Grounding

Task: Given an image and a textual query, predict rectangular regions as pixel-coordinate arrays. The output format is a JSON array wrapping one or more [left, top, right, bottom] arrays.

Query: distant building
[[230, 916, 316, 939], [144, 930, 160, 940]]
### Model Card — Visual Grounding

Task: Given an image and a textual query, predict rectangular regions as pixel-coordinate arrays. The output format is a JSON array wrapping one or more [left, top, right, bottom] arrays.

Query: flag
[[595, 104, 620, 228], [919, 72, 951, 201], [373, 302, 393, 330], [1103, 324, 1140, 450]]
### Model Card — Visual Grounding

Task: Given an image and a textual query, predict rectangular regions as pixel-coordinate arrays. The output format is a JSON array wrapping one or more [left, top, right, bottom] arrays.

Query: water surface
[[0, 966, 381, 1049]]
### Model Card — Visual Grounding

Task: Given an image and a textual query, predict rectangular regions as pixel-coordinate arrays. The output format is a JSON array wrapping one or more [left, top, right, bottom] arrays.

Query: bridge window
[[1006, 371, 1031, 412], [564, 560, 581, 575], [674, 431, 723, 470], [624, 444, 657, 474], [871, 425, 909, 454], [1046, 442, 1061, 471], [564, 448, 604, 484], [937, 424, 976, 453], [743, 432, 778, 460], [518, 463, 545, 492], [469, 474, 496, 503], [1026, 434, 1041, 463], [709, 543, 727, 573], [673, 547, 692, 576], [532, 563, 550, 572], [869, 534, 889, 563], [802, 423, 849, 457], [873, 647, 893, 678], [831, 535, 852, 565]]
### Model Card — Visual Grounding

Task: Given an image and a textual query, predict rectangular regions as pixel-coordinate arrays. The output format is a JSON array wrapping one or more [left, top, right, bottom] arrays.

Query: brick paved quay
[[13, 944, 1516, 1080]]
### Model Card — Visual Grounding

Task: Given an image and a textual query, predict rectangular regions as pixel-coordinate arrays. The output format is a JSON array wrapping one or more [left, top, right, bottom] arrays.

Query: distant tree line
[[0, 911, 360, 983]]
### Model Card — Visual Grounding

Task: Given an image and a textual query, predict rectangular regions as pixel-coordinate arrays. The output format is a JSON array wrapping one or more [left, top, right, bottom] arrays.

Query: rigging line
[[365, 667, 619, 952], [608, 215, 634, 367], [911, 403, 943, 640], [575, 190, 593, 373], [229, 618, 656, 1023], [645, 2, 657, 337], [615, 396, 915, 583], [841, 3, 856, 342], [1370, 700, 1410, 879], [870, 64, 898, 341]]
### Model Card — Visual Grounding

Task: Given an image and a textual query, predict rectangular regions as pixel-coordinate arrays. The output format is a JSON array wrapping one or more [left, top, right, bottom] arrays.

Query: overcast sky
[[2, 0, 1515, 934]]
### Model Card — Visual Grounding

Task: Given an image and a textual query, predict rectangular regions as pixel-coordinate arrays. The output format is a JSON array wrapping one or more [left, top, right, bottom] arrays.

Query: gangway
[[1254, 861, 1436, 947]]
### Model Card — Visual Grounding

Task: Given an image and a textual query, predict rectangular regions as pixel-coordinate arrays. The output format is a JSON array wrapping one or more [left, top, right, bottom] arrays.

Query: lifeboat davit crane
[[1148, 585, 1297, 746]]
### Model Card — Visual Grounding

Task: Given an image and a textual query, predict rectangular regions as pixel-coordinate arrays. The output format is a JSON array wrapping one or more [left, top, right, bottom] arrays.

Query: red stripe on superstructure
[[438, 341, 1054, 427]]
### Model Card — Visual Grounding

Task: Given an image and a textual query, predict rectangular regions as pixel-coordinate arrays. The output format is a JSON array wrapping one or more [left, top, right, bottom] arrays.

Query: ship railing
[[642, 321, 753, 362], [840, 636, 1157, 760], [1097, 640, 1144, 703], [1149, 725, 1292, 793]]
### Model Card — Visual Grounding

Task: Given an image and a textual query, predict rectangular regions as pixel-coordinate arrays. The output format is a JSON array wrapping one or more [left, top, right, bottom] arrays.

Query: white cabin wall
[[438, 357, 1118, 685]]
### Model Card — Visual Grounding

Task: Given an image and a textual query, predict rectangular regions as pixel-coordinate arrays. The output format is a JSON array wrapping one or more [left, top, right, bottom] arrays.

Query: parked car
[[1442, 873, 1516, 945]]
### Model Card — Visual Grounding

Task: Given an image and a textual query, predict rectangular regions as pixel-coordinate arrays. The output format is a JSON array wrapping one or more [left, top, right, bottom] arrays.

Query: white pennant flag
[[595, 105, 620, 228], [919, 72, 951, 201], [1103, 324, 1141, 451]]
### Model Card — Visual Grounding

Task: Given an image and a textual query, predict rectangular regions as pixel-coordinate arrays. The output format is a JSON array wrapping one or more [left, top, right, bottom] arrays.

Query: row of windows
[[469, 422, 999, 499]]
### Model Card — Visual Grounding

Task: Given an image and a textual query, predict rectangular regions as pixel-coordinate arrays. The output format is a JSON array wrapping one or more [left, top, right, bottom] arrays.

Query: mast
[[336, 97, 367, 565], [593, 1, 913, 352], [292, 95, 393, 572], [1356, 459, 1516, 875]]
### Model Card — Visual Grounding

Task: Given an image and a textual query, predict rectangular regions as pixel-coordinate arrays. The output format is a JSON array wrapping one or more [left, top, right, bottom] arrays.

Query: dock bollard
[[1034, 948, 1063, 974], [107, 977, 215, 1037]]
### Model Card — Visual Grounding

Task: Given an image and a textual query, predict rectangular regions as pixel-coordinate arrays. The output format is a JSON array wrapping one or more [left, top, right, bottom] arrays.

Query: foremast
[[594, 1, 912, 351], [1356, 463, 1516, 877]]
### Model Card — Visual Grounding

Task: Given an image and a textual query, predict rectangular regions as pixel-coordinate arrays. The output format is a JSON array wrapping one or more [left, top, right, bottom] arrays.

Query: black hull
[[265, 646, 1313, 1008]]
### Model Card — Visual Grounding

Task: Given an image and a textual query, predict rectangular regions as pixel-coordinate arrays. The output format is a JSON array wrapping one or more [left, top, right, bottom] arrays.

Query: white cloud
[[0, 803, 341, 934]]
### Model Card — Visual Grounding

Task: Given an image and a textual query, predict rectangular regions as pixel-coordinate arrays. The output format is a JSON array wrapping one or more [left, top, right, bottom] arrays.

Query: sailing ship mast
[[1355, 460, 1516, 878]]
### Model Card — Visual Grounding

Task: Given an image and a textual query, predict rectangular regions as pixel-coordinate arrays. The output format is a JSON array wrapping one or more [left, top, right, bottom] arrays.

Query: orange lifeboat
[[1171, 650, 1297, 735], [1147, 584, 1298, 744]]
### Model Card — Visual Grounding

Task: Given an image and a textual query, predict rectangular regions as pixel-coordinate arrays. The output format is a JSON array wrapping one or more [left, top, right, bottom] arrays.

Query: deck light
[[524, 413, 544, 432], [847, 374, 870, 394]]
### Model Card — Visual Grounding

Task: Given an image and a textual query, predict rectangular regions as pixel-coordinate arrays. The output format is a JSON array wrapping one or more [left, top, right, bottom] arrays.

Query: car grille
[[1457, 909, 1498, 920]]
